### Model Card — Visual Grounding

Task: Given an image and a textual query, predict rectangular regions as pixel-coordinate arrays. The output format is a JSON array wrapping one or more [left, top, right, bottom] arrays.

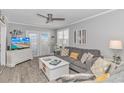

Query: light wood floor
[[0, 58, 75, 83], [0, 58, 48, 83]]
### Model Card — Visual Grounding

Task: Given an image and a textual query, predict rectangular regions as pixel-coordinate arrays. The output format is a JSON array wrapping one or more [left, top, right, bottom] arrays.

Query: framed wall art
[[73, 29, 86, 45]]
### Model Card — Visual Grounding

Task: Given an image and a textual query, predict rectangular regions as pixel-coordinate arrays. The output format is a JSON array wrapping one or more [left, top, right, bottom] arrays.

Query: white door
[[26, 31, 50, 57]]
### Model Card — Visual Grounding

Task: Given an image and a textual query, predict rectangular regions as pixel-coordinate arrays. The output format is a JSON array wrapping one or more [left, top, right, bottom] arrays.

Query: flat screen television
[[11, 37, 30, 50]]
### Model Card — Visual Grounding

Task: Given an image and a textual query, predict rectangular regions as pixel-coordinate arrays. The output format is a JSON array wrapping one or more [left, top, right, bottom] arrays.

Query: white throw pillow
[[61, 48, 69, 56], [91, 57, 111, 77], [81, 53, 89, 64], [87, 52, 94, 61]]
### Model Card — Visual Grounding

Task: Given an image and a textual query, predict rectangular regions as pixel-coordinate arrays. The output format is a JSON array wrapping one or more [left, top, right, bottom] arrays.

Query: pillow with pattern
[[61, 48, 69, 56], [91, 57, 111, 77], [81, 53, 89, 64], [87, 52, 94, 61]]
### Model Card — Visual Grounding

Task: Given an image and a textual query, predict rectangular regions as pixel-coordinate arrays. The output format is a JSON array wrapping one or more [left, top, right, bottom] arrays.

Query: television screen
[[11, 37, 30, 49]]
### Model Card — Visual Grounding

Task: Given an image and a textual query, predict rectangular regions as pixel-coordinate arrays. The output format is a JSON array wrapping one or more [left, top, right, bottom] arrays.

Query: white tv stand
[[7, 48, 33, 67]]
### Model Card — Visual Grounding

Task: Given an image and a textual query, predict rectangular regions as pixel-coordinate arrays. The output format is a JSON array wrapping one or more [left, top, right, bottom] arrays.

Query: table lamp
[[109, 40, 123, 64]]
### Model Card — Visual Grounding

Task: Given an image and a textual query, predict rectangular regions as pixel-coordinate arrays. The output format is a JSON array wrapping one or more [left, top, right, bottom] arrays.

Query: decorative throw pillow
[[70, 52, 79, 60], [61, 48, 69, 56], [87, 52, 94, 61], [81, 53, 89, 64], [91, 57, 111, 77]]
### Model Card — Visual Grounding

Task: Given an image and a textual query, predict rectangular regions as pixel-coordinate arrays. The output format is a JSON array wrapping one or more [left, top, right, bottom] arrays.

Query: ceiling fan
[[37, 13, 65, 23]]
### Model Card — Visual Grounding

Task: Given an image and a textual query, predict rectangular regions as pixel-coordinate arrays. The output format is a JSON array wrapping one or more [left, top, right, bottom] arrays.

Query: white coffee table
[[39, 56, 69, 81]]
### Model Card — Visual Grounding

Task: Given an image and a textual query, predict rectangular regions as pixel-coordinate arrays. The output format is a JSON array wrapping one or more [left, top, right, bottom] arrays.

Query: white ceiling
[[2, 9, 109, 29]]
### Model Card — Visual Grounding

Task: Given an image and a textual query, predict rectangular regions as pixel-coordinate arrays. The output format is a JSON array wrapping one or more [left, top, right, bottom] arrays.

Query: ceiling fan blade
[[52, 18, 65, 21], [37, 14, 47, 18]]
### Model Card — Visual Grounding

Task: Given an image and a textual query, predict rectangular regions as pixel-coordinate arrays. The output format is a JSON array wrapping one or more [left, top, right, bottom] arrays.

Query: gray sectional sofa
[[56, 47, 103, 73]]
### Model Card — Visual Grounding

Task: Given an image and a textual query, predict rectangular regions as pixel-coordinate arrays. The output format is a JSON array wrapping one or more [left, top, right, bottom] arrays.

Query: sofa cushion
[[70, 64, 88, 73], [70, 57, 97, 71], [72, 60, 87, 69], [56, 56, 88, 71]]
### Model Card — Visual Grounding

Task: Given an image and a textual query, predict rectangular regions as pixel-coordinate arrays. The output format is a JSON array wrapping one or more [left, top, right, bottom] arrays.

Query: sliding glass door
[[40, 33, 50, 56], [28, 33, 40, 57], [26, 31, 50, 57]]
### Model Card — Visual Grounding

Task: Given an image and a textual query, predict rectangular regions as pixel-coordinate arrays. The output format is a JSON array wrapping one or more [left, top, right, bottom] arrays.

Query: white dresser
[[7, 48, 33, 67]]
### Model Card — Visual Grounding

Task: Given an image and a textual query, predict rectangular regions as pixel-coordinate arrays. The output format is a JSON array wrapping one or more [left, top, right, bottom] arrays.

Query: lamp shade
[[109, 40, 123, 49]]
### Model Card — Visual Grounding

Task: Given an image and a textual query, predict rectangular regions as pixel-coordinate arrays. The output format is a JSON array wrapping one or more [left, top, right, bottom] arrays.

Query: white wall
[[7, 23, 57, 46], [7, 23, 57, 54], [61, 10, 124, 60]]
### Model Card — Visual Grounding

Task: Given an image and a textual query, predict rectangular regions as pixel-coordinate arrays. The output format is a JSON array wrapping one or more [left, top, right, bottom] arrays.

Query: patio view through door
[[26, 31, 50, 57]]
